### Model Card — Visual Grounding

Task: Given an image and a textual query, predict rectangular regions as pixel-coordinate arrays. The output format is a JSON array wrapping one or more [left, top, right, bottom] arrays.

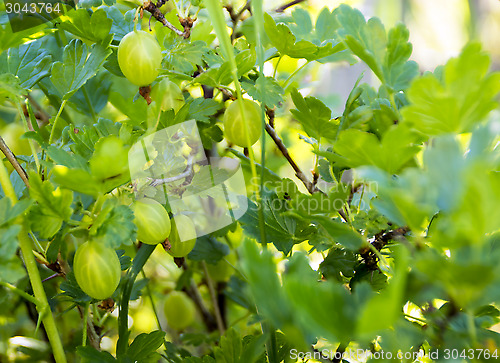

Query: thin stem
[[273, 55, 282, 79], [283, 61, 310, 89], [140, 269, 163, 331], [0, 161, 67, 363], [48, 100, 67, 145], [0, 281, 41, 306], [0, 136, 29, 188], [82, 303, 89, 346], [202, 261, 225, 334], [275, 0, 307, 13]]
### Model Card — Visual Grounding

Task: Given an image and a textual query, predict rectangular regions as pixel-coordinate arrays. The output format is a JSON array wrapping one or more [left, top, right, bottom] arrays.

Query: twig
[[148, 154, 195, 187], [202, 261, 226, 334], [264, 116, 348, 222], [275, 0, 307, 13], [265, 123, 316, 193], [0, 136, 30, 188], [359, 227, 410, 270], [142, 0, 192, 38], [181, 261, 218, 331], [227, 1, 251, 41]]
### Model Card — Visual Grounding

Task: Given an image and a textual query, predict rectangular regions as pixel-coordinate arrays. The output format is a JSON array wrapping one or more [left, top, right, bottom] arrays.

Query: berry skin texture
[[167, 214, 197, 258], [163, 291, 196, 330], [133, 198, 171, 245], [73, 241, 121, 300], [117, 30, 162, 87], [223, 99, 261, 147], [151, 79, 184, 113]]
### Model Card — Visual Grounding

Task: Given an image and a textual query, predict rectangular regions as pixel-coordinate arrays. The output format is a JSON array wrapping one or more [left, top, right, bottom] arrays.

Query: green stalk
[[48, 99, 67, 145], [0, 161, 67, 363], [116, 243, 156, 356]]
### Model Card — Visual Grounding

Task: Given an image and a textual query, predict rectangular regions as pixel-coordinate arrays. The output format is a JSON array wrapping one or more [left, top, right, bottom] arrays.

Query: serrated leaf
[[69, 72, 111, 117], [127, 330, 165, 362], [290, 89, 337, 140], [328, 126, 420, 174], [28, 172, 73, 238], [264, 13, 341, 61], [1, 41, 51, 89], [319, 247, 357, 282], [163, 40, 211, 74], [402, 43, 500, 135], [187, 98, 222, 122], [101, 8, 137, 42], [50, 39, 112, 100], [188, 236, 229, 264], [311, 215, 365, 250], [336, 5, 417, 90], [90, 199, 136, 249], [57, 8, 113, 45], [238, 191, 311, 254], [59, 271, 92, 305], [242, 76, 283, 108]]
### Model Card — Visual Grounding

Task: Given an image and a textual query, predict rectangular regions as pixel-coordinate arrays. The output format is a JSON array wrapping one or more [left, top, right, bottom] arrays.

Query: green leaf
[[242, 76, 284, 108], [57, 8, 113, 46], [283, 253, 358, 343], [0, 198, 32, 226], [0, 225, 22, 262], [126, 330, 165, 363], [0, 23, 52, 54], [0, 73, 25, 100], [50, 39, 112, 100], [188, 236, 229, 264], [240, 241, 293, 327], [101, 8, 137, 42], [28, 172, 73, 239], [0, 260, 26, 284], [402, 43, 500, 135], [329, 126, 420, 174], [357, 246, 409, 337], [69, 72, 111, 117], [238, 191, 310, 254], [163, 40, 211, 74], [76, 346, 116, 363], [213, 328, 266, 363], [263, 13, 342, 61], [290, 88, 337, 141], [187, 98, 222, 122], [0, 41, 51, 89], [336, 5, 417, 90], [89, 199, 136, 249], [319, 247, 357, 282], [311, 215, 365, 250]]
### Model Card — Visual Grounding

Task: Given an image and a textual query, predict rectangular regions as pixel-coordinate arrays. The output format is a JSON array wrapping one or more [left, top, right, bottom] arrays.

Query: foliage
[[1, 1, 500, 362]]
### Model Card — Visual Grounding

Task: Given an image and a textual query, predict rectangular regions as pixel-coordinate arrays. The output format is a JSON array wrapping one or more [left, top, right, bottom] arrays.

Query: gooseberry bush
[[1, 0, 500, 362]]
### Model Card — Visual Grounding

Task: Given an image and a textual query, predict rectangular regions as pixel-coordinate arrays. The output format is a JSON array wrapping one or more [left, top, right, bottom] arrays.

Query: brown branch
[[142, 0, 191, 38], [202, 261, 226, 334], [359, 227, 410, 270], [265, 123, 316, 193], [275, 0, 307, 13], [0, 136, 30, 188]]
